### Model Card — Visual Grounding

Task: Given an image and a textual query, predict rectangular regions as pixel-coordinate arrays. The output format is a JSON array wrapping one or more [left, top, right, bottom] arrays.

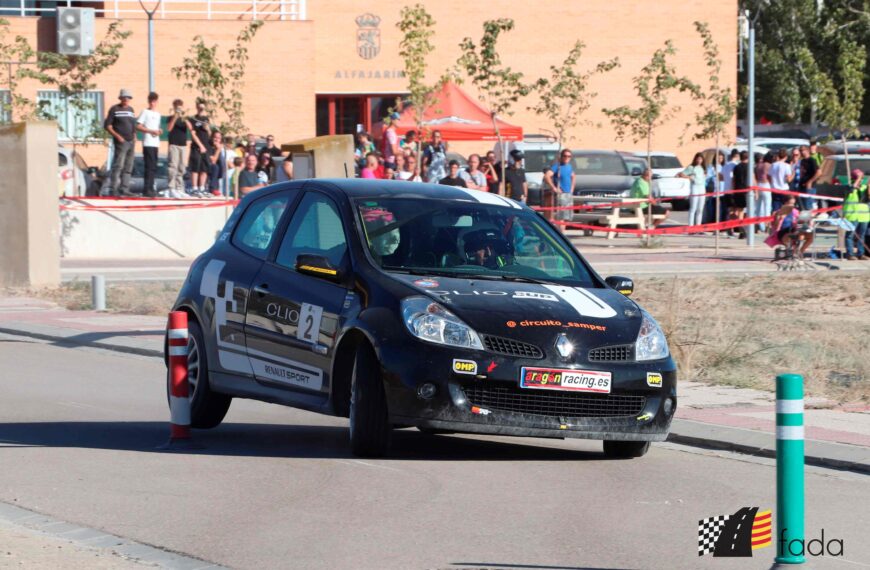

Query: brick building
[[1, 0, 737, 163]]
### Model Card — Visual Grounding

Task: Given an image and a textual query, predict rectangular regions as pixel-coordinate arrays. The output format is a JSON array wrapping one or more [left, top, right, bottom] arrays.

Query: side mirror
[[605, 275, 634, 296], [296, 254, 343, 283], [630, 167, 642, 176]]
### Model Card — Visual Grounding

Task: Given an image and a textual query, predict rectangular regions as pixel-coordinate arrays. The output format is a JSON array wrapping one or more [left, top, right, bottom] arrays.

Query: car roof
[[570, 149, 622, 155], [823, 154, 870, 161], [251, 179, 525, 209], [630, 151, 677, 157]]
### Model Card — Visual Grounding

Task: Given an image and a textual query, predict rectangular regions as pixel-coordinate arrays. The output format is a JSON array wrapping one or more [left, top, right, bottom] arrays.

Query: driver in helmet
[[463, 229, 510, 269]]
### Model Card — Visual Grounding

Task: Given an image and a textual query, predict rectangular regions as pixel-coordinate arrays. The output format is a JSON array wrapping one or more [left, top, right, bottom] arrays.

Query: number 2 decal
[[297, 303, 323, 343]]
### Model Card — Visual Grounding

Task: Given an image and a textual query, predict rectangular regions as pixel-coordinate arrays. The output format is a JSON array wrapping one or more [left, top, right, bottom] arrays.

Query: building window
[[37, 90, 104, 141], [0, 90, 11, 124]]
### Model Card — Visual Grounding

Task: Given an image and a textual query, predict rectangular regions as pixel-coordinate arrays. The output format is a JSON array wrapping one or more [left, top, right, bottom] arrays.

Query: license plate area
[[520, 367, 612, 394]]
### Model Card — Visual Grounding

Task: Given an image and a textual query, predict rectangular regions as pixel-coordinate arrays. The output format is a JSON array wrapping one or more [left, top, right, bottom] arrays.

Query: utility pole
[[138, 0, 162, 93], [745, 2, 768, 247]]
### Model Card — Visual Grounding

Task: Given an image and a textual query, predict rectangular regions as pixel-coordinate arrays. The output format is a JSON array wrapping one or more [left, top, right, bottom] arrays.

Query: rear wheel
[[603, 440, 650, 459], [349, 344, 391, 457], [166, 319, 232, 429]]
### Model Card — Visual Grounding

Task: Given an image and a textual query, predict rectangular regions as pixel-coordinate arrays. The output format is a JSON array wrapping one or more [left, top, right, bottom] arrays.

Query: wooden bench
[[571, 197, 667, 239]]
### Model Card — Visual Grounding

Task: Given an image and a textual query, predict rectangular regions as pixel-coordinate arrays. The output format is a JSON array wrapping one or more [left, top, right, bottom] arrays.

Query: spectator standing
[[166, 98, 192, 198], [354, 132, 375, 174], [398, 154, 422, 181], [630, 168, 668, 227], [104, 89, 137, 196], [461, 154, 487, 190], [704, 151, 726, 224], [483, 151, 499, 193], [843, 169, 869, 260], [503, 150, 528, 203], [238, 153, 265, 196], [399, 130, 419, 156], [230, 156, 243, 198], [188, 100, 212, 195], [282, 153, 294, 180], [731, 150, 751, 237], [755, 152, 773, 231], [769, 149, 793, 214], [136, 92, 163, 198], [439, 160, 467, 187], [422, 130, 448, 183], [256, 151, 273, 184], [382, 113, 400, 169], [808, 140, 824, 167], [799, 145, 820, 210], [207, 131, 226, 196], [546, 149, 576, 227], [677, 152, 706, 227], [263, 135, 282, 157], [720, 149, 740, 235]]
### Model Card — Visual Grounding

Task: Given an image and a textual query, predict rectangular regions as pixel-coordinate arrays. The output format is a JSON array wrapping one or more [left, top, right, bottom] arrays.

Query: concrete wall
[[60, 199, 232, 259], [0, 121, 60, 286]]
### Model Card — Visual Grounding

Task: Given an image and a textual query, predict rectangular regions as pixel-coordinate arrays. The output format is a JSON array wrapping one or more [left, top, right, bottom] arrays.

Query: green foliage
[[396, 3, 448, 137], [817, 37, 866, 139], [603, 40, 700, 154], [457, 18, 530, 119], [172, 20, 263, 136], [692, 21, 736, 144], [0, 20, 130, 141], [528, 41, 619, 150]]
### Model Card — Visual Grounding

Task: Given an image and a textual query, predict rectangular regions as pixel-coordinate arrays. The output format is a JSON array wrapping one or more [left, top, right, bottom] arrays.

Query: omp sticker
[[452, 359, 478, 375], [647, 372, 663, 388], [543, 285, 618, 319], [512, 291, 559, 302], [297, 303, 323, 343], [250, 358, 323, 391]]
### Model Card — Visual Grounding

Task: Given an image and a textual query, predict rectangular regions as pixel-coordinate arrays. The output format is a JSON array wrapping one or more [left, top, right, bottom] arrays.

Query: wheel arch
[[331, 327, 377, 418]]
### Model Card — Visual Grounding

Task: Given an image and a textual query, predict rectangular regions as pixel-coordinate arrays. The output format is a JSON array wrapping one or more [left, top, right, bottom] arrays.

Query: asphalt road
[[0, 337, 868, 570]]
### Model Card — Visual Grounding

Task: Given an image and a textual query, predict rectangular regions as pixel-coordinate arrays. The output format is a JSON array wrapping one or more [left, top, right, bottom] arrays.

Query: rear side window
[[231, 194, 290, 259], [649, 156, 682, 169]]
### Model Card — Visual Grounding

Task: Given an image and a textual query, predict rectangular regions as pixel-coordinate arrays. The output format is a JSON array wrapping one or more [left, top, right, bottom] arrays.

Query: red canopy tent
[[389, 82, 523, 141]]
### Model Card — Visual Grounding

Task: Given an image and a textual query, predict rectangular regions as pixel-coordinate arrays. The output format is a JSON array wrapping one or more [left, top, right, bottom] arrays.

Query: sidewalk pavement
[[1, 296, 868, 474]]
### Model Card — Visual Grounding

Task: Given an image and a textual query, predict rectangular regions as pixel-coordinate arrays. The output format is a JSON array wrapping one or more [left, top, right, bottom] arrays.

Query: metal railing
[[0, 0, 307, 20]]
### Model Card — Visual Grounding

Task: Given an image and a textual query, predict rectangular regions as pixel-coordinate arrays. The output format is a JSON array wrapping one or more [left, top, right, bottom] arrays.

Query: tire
[[166, 319, 232, 429], [349, 344, 391, 457], [603, 440, 650, 459]]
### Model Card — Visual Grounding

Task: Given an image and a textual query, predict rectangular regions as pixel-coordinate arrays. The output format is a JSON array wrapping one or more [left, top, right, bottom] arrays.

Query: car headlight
[[401, 297, 484, 350], [635, 311, 669, 361]]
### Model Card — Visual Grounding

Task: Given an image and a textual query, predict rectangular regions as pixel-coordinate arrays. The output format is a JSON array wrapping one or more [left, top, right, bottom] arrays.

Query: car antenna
[[344, 163, 349, 178]]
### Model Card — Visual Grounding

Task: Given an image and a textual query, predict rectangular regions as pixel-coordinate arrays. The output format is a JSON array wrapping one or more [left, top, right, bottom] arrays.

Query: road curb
[[669, 419, 870, 475], [0, 325, 164, 359]]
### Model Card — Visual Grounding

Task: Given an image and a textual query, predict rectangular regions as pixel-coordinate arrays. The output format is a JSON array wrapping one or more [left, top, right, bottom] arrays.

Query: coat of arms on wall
[[355, 13, 381, 60]]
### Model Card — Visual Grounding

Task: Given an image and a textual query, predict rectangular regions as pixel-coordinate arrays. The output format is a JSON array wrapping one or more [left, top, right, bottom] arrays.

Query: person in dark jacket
[[729, 150, 751, 237]]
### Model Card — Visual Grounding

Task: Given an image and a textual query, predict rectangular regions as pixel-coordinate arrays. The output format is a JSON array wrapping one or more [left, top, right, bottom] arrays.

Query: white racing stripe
[[776, 399, 803, 414], [169, 395, 191, 426], [459, 188, 521, 209], [542, 285, 617, 319]]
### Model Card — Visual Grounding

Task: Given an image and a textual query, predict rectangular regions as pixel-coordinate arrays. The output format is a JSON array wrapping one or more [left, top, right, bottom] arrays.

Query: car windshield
[[649, 155, 682, 169], [570, 153, 628, 175], [523, 150, 559, 172], [356, 198, 596, 287], [834, 158, 870, 179]]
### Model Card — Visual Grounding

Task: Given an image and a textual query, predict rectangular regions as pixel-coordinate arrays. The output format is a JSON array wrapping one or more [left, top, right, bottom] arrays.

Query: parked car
[[751, 137, 809, 152], [820, 141, 870, 157], [817, 154, 870, 186], [700, 144, 773, 171], [630, 151, 690, 209], [493, 134, 561, 206], [57, 146, 90, 197], [569, 150, 637, 198]]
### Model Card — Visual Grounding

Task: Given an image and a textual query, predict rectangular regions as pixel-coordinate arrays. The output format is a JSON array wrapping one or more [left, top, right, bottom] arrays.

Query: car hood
[[390, 273, 643, 349], [574, 174, 634, 192]]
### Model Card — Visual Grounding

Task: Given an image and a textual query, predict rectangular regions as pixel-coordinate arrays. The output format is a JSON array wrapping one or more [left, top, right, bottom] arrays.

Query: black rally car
[[168, 179, 676, 458]]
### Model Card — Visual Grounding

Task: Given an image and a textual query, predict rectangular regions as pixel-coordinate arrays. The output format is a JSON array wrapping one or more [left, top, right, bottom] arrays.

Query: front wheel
[[349, 345, 391, 457], [603, 440, 650, 459]]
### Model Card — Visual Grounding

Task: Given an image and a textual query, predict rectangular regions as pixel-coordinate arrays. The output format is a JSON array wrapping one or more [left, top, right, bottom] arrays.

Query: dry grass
[[633, 274, 870, 404], [6, 273, 869, 403]]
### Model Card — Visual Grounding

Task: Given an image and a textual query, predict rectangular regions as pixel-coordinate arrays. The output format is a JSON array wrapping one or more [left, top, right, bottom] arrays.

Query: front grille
[[482, 335, 543, 359], [463, 383, 646, 418], [588, 344, 634, 362]]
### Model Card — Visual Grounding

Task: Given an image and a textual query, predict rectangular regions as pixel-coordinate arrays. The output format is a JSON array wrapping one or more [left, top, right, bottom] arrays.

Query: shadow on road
[[0, 421, 612, 461], [450, 564, 636, 570]]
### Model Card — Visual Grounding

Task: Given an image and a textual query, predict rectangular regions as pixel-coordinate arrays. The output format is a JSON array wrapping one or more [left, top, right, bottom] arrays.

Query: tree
[[172, 21, 263, 136], [692, 21, 736, 255], [817, 36, 867, 176], [603, 39, 700, 244], [528, 41, 619, 151], [396, 3, 445, 140], [456, 18, 530, 189]]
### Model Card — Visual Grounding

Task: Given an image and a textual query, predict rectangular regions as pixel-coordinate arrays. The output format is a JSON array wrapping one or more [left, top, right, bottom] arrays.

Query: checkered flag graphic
[[698, 515, 730, 556]]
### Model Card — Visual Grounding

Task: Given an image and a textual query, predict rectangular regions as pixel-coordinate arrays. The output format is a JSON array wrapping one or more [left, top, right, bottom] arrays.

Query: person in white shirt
[[136, 92, 163, 197], [769, 148, 794, 214]]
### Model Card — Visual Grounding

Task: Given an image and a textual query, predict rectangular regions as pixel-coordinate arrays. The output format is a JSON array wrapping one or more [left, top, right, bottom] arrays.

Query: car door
[[202, 190, 294, 378], [244, 190, 351, 397]]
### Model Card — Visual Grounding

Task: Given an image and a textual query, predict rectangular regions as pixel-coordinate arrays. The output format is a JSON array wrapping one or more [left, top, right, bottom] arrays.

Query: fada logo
[[355, 13, 381, 60], [698, 507, 771, 557]]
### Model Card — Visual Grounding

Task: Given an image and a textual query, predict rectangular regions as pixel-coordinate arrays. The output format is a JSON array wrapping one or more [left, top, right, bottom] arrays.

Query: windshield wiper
[[498, 275, 561, 285]]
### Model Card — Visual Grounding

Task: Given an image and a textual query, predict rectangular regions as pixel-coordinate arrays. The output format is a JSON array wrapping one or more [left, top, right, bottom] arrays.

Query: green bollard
[[775, 374, 805, 564]]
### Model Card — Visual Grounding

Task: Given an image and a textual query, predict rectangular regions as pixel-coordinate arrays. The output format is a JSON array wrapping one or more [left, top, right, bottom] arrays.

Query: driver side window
[[275, 192, 348, 270]]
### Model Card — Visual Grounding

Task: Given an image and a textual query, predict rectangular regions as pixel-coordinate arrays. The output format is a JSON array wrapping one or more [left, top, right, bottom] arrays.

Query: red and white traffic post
[[166, 311, 192, 443]]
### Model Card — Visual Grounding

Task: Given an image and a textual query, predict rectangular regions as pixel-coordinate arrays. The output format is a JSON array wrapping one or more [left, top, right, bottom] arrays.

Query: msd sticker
[[452, 359, 478, 375], [414, 279, 439, 288], [647, 372, 663, 388]]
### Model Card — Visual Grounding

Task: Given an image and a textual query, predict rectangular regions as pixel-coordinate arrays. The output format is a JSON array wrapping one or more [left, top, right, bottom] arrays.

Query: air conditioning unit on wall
[[57, 8, 95, 56]]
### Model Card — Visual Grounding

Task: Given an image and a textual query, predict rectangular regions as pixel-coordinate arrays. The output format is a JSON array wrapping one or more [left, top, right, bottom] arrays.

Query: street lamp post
[[138, 0, 162, 93], [745, 3, 767, 247]]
